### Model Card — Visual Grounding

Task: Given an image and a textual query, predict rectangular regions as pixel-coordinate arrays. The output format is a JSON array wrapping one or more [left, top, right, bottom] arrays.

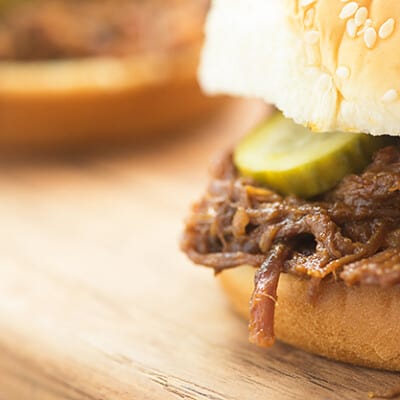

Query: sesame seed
[[336, 66, 351, 79], [364, 27, 377, 49], [354, 7, 368, 27], [304, 30, 320, 45], [382, 89, 398, 103], [346, 19, 357, 38], [300, 0, 316, 7], [379, 18, 395, 39], [304, 8, 315, 27], [357, 19, 373, 36], [340, 2, 358, 20]]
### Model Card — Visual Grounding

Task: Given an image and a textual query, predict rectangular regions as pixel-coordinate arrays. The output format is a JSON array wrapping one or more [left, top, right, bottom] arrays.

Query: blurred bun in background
[[0, 0, 222, 149]]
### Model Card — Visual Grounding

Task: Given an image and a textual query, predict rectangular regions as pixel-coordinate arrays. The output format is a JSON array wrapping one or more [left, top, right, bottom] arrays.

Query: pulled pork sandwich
[[181, 0, 400, 371], [0, 0, 219, 147]]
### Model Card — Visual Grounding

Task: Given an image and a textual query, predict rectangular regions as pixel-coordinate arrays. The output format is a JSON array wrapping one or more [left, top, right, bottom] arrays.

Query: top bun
[[200, 0, 400, 136]]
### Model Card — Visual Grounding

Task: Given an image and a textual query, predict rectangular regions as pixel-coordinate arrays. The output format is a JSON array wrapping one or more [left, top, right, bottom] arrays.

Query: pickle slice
[[234, 112, 389, 198]]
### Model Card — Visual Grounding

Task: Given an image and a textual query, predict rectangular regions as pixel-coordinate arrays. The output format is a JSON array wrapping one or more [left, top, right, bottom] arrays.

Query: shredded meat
[[341, 248, 400, 286], [181, 146, 400, 347], [249, 244, 291, 347], [0, 0, 208, 61]]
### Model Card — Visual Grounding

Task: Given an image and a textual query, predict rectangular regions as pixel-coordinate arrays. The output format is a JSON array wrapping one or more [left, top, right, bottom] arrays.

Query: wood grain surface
[[0, 100, 398, 400]]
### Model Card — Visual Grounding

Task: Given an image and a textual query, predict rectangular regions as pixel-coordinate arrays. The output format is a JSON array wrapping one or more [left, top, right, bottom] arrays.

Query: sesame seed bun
[[218, 265, 400, 371], [0, 44, 222, 149], [200, 0, 400, 135]]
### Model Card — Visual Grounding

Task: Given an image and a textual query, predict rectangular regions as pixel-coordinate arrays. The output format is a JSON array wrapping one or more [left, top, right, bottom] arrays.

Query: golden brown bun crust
[[219, 265, 400, 371], [0, 44, 223, 149]]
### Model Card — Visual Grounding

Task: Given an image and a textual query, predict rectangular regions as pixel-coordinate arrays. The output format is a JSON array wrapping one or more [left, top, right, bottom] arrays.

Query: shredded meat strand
[[249, 244, 291, 347], [181, 146, 400, 346], [341, 248, 400, 286]]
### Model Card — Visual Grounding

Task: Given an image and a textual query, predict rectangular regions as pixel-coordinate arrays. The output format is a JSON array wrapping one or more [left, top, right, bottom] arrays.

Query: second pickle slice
[[234, 112, 389, 198]]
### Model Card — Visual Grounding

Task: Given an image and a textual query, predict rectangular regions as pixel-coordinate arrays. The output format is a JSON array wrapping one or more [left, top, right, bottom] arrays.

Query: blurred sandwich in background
[[0, 0, 221, 148]]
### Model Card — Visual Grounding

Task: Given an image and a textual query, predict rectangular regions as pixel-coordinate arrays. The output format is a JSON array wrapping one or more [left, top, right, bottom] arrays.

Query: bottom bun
[[219, 265, 400, 371]]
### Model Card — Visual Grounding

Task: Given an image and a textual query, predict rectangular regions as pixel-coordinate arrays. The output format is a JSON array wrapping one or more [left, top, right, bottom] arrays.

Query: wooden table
[[0, 100, 398, 400]]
